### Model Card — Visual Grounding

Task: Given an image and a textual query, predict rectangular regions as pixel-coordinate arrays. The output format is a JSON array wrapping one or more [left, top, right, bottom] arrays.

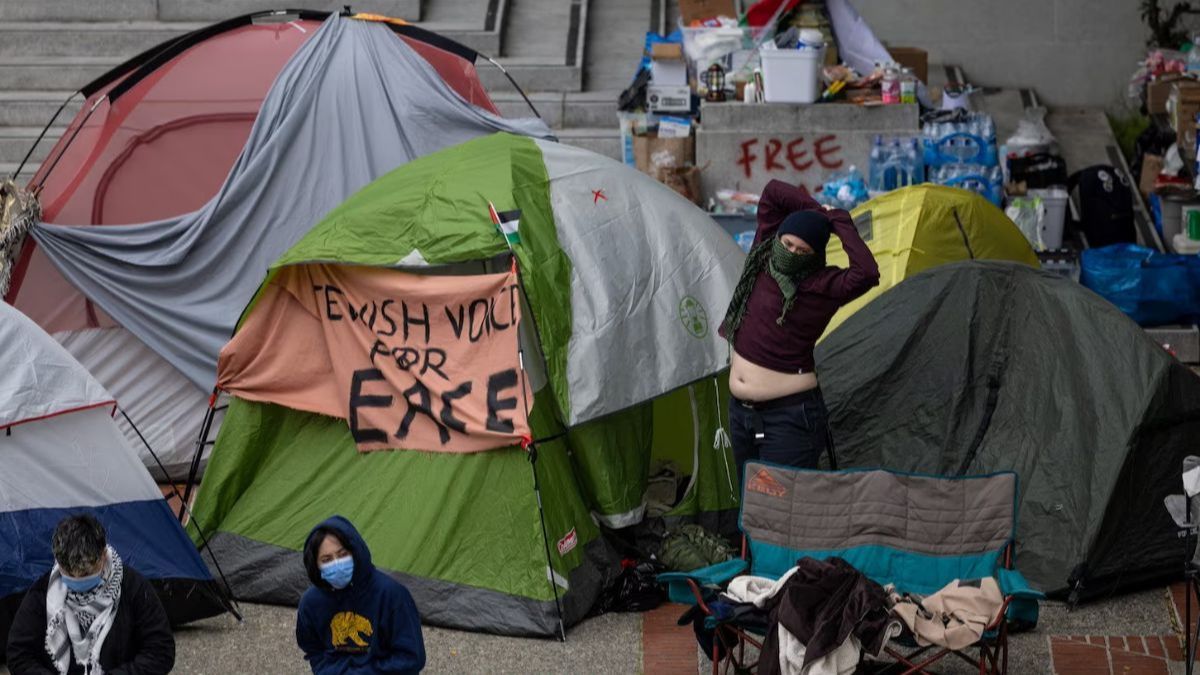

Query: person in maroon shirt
[[719, 180, 880, 483]]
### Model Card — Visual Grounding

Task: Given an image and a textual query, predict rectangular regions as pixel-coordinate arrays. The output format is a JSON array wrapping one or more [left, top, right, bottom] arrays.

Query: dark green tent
[[816, 261, 1200, 600]]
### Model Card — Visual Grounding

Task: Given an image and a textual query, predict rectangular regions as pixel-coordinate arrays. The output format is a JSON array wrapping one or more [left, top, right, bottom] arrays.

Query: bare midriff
[[729, 349, 818, 402]]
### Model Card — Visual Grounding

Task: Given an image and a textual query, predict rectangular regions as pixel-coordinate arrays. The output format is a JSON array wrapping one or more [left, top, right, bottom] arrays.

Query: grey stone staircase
[[0, 0, 655, 181]]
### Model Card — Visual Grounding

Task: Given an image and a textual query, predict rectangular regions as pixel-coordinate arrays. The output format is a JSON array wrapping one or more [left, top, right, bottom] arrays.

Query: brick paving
[[1049, 635, 1180, 674], [643, 603, 699, 674], [1046, 587, 1200, 675]]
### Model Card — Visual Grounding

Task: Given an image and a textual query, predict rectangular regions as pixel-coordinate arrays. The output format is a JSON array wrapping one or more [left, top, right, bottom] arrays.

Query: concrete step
[[492, 92, 565, 127], [0, 21, 209, 58], [0, 0, 420, 22], [0, 127, 66, 164], [581, 0, 648, 92], [0, 57, 119, 91], [553, 127, 620, 160], [0, 92, 83, 127], [492, 91, 619, 127], [0, 0, 157, 22], [0, 162, 42, 184], [155, 0, 420, 22], [479, 60, 583, 93], [564, 91, 618, 127], [0, 17, 491, 59], [417, 23, 500, 55]]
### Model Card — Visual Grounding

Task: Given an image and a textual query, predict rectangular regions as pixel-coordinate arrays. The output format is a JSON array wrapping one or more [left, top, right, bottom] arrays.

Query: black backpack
[[1068, 165, 1137, 248]]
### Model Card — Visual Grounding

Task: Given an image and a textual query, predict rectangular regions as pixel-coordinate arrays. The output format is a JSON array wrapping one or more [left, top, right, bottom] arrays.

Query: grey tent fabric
[[32, 15, 551, 389], [815, 261, 1200, 598], [534, 139, 746, 425]]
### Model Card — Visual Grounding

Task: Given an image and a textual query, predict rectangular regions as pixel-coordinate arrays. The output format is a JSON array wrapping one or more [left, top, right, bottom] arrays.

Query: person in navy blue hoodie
[[295, 516, 425, 674]]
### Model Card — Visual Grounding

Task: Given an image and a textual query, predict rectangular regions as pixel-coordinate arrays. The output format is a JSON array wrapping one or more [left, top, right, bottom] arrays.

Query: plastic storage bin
[[760, 47, 823, 103], [1028, 188, 1068, 250]]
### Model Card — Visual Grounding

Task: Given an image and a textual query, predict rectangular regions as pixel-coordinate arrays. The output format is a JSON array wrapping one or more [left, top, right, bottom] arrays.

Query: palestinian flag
[[488, 202, 521, 246]]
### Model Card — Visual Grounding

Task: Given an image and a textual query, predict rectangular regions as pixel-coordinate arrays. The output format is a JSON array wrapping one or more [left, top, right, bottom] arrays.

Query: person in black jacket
[[5, 514, 174, 675]]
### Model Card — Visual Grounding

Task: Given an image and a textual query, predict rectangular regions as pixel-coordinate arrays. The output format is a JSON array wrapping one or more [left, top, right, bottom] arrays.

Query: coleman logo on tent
[[678, 296, 708, 339], [747, 468, 787, 497], [557, 528, 578, 556], [217, 264, 533, 454]]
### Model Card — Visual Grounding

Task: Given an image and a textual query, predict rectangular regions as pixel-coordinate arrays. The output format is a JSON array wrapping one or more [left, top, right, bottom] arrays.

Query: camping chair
[[1164, 455, 1200, 675], [660, 462, 1042, 675]]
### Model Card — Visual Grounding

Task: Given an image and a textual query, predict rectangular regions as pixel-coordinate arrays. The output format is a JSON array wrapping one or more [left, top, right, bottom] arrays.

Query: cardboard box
[[647, 85, 692, 113], [633, 133, 695, 175], [657, 165, 703, 204], [889, 46, 928, 83], [1140, 154, 1163, 198], [650, 43, 688, 86], [651, 43, 683, 60], [1170, 80, 1200, 152], [1147, 74, 1187, 115], [679, 0, 736, 25]]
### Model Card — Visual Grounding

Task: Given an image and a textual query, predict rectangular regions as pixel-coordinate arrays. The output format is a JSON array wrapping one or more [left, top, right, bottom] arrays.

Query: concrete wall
[[697, 102, 919, 196], [851, 0, 1149, 108]]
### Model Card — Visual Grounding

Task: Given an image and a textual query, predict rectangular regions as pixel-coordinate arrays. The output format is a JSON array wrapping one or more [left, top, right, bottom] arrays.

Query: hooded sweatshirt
[[295, 516, 425, 675]]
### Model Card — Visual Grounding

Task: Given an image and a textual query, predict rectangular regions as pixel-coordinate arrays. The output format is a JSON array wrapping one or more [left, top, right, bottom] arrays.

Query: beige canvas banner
[[218, 264, 531, 453]]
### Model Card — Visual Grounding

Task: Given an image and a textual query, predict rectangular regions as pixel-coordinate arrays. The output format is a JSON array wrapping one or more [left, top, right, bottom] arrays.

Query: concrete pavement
[[0, 585, 1187, 674]]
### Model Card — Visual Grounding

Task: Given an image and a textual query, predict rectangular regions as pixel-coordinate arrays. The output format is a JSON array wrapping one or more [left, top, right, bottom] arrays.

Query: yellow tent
[[821, 185, 1039, 340]]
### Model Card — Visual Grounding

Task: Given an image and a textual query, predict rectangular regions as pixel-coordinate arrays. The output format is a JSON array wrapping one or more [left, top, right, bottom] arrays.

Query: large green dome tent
[[187, 132, 743, 636], [816, 261, 1200, 601]]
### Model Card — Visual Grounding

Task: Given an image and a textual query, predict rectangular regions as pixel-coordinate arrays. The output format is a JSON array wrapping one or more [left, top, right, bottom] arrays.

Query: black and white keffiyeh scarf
[[44, 545, 124, 675]]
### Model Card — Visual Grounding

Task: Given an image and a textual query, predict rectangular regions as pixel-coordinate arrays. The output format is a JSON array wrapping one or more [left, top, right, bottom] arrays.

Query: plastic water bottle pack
[[922, 112, 1002, 204], [923, 113, 998, 167], [931, 164, 1004, 205], [869, 136, 926, 193]]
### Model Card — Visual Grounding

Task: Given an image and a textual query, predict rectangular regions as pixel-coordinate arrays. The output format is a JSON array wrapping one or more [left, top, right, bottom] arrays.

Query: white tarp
[[0, 302, 112, 428]]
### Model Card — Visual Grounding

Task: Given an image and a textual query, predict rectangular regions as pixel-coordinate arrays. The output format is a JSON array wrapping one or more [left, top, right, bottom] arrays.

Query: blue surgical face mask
[[319, 556, 354, 590], [62, 572, 103, 594]]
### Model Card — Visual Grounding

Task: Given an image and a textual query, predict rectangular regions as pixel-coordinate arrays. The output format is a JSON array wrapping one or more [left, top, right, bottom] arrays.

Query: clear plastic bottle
[[881, 66, 900, 104], [981, 115, 996, 143], [909, 138, 925, 183], [899, 67, 917, 104], [869, 136, 884, 191], [886, 139, 904, 189], [1189, 34, 1200, 73]]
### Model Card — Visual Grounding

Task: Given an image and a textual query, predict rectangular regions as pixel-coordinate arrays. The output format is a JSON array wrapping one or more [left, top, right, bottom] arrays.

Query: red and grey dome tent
[[1, 9, 549, 479]]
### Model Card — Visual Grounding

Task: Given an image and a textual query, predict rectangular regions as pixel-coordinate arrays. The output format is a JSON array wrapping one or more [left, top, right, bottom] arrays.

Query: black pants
[[729, 388, 832, 489]]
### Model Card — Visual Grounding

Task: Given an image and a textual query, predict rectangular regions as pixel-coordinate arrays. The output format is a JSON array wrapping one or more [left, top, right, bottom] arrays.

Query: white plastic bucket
[[1175, 233, 1200, 255], [760, 47, 823, 104], [1029, 188, 1068, 250]]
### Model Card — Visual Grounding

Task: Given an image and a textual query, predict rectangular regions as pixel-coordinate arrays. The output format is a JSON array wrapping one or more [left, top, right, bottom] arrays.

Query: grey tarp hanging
[[815, 261, 1200, 599], [31, 15, 552, 389]]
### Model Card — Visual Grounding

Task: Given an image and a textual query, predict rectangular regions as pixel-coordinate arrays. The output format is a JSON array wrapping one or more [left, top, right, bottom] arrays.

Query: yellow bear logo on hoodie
[[330, 612, 373, 651]]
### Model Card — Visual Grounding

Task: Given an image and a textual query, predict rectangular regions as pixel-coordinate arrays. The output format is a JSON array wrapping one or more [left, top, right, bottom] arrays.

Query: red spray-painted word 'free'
[[736, 135, 844, 179]]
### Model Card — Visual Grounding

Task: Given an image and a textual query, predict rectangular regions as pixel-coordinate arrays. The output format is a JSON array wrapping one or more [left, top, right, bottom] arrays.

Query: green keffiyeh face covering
[[768, 238, 823, 324], [721, 236, 825, 342]]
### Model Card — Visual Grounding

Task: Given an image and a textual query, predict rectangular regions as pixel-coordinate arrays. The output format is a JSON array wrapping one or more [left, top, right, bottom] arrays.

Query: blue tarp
[[1081, 244, 1200, 326]]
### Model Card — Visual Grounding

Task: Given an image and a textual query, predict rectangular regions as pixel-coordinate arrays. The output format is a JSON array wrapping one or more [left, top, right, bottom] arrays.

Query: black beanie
[[777, 210, 831, 252]]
